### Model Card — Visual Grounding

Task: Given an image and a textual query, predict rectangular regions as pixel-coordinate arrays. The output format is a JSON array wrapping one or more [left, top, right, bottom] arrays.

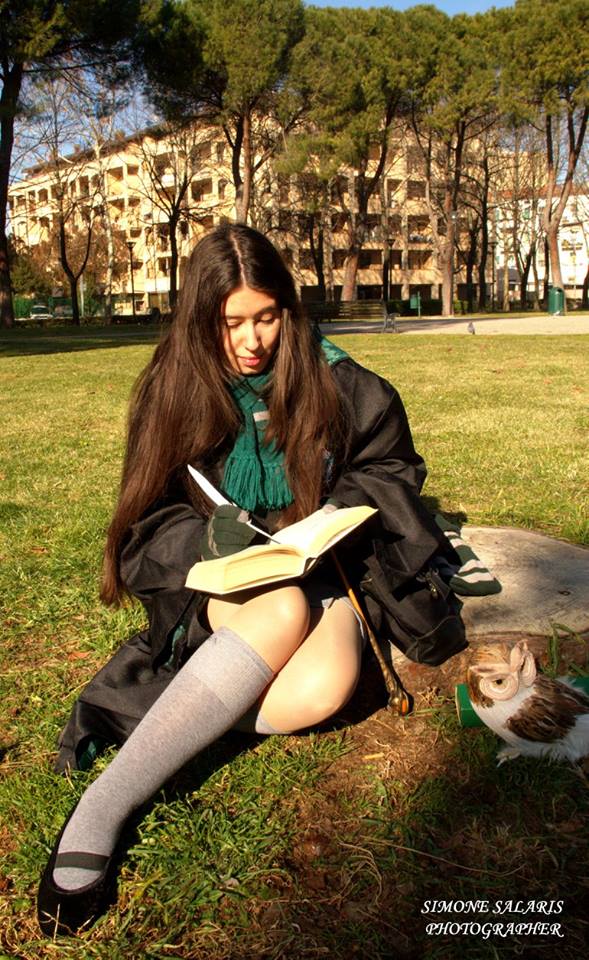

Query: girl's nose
[[243, 320, 261, 350]]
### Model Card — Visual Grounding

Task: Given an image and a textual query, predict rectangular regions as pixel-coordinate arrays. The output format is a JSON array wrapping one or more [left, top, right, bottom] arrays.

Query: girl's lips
[[240, 356, 263, 366]]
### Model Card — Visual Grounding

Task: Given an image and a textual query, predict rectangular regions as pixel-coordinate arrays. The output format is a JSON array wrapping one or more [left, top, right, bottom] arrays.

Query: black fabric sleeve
[[329, 360, 445, 583], [120, 502, 207, 599], [119, 500, 209, 664]]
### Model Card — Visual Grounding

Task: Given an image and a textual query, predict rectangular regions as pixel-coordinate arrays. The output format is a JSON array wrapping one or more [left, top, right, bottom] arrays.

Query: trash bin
[[548, 286, 565, 315]]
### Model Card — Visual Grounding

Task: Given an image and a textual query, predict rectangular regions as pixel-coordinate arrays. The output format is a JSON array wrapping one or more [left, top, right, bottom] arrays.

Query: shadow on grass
[[0, 502, 30, 523], [239, 725, 589, 960], [0, 325, 161, 358]]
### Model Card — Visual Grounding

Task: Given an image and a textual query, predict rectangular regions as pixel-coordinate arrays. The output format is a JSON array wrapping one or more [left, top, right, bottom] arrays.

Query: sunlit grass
[[1, 329, 587, 957]]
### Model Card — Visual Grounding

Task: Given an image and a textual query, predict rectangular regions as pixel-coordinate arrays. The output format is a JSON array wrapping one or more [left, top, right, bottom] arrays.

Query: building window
[[218, 179, 226, 200], [191, 178, 213, 201], [408, 249, 432, 269], [299, 249, 315, 270], [407, 180, 426, 199], [408, 214, 429, 234], [216, 142, 225, 162], [386, 179, 402, 201], [406, 146, 423, 174], [359, 249, 383, 268]]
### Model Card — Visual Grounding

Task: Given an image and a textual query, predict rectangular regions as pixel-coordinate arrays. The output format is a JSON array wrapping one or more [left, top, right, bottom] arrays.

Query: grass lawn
[[1, 327, 588, 959]]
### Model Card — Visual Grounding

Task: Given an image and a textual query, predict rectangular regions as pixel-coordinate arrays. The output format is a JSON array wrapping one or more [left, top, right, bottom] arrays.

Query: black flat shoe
[[37, 811, 118, 937]]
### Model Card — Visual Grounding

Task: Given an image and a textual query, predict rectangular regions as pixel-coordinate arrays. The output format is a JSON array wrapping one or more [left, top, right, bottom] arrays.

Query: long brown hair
[[101, 222, 346, 605]]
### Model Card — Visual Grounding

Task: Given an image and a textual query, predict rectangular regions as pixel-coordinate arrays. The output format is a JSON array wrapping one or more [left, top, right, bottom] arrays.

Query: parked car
[[28, 303, 54, 325]]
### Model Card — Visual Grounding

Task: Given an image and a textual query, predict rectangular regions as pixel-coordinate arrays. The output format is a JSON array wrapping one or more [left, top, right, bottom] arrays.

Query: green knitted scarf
[[222, 336, 348, 512]]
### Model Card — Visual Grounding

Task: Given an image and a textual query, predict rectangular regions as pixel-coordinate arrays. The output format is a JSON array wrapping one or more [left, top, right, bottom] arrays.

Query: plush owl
[[466, 640, 589, 766]]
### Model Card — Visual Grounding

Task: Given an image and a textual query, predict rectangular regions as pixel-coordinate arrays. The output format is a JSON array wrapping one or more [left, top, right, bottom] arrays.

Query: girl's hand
[[199, 505, 258, 560]]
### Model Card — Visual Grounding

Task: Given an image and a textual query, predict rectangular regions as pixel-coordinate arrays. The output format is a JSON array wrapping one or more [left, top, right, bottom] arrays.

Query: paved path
[[320, 313, 589, 336]]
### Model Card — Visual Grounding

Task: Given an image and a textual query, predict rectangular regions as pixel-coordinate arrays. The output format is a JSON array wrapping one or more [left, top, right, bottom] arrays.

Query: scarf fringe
[[222, 454, 292, 512]]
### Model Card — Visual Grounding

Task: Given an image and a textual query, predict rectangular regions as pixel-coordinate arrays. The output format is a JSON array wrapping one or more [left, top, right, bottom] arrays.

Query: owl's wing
[[506, 675, 589, 743]]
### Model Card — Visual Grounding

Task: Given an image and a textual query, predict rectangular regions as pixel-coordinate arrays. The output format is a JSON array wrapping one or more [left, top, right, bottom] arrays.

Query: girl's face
[[221, 285, 282, 376]]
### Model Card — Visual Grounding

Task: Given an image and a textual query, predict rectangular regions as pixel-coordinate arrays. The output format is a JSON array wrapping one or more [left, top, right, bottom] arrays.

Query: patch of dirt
[[252, 632, 589, 960]]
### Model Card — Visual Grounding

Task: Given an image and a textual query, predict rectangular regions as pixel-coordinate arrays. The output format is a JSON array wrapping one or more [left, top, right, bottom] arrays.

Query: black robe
[[55, 358, 466, 771]]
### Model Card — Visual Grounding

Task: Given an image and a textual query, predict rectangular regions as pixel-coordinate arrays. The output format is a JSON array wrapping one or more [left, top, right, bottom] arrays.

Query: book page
[[272, 505, 376, 556]]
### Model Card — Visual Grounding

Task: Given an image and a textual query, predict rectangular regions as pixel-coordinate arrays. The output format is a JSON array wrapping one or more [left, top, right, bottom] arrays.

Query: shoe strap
[[55, 850, 110, 870]]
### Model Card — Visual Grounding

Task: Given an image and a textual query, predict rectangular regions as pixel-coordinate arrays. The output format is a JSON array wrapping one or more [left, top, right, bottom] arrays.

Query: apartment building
[[9, 124, 463, 312], [493, 186, 589, 305]]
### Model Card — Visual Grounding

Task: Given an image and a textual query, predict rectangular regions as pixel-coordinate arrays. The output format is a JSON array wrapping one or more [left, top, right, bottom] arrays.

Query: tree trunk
[[477, 157, 490, 310], [309, 218, 325, 300], [547, 222, 564, 310], [542, 236, 550, 305], [501, 257, 510, 312], [466, 256, 475, 312], [68, 274, 80, 325], [531, 249, 541, 310], [440, 222, 455, 317], [58, 217, 80, 325], [169, 213, 179, 307], [581, 265, 589, 309], [234, 111, 252, 224], [103, 175, 114, 324], [478, 235, 488, 310], [341, 249, 359, 301], [520, 249, 533, 309], [323, 204, 334, 301], [0, 63, 24, 328], [0, 232, 13, 328]]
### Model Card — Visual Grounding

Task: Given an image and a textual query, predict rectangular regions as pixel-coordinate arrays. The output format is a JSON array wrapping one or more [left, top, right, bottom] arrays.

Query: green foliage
[[407, 7, 501, 138], [501, 0, 589, 116], [8, 240, 52, 297], [0, 1, 142, 65], [202, 0, 304, 113], [142, 0, 305, 119], [288, 5, 408, 172]]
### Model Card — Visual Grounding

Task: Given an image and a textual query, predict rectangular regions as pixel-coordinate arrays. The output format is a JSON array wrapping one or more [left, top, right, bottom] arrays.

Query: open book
[[184, 465, 377, 595]]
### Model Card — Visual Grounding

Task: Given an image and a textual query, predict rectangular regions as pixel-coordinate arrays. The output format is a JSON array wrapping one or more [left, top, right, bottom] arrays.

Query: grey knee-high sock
[[53, 626, 273, 890]]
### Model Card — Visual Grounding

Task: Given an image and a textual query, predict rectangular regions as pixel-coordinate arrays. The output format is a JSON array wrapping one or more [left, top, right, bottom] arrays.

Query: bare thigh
[[257, 597, 363, 733]]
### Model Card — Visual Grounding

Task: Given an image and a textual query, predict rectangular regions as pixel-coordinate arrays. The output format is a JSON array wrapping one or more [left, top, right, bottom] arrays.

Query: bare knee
[[266, 585, 310, 638], [208, 584, 310, 673], [296, 665, 359, 726]]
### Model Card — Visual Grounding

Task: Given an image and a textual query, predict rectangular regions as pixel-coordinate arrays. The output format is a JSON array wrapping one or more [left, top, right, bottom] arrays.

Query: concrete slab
[[459, 526, 589, 636]]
